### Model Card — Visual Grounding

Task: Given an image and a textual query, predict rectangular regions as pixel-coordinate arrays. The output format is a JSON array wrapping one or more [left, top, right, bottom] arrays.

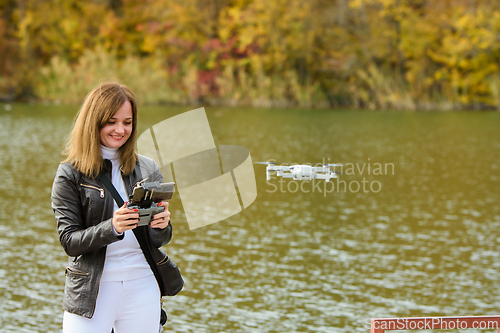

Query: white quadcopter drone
[[254, 162, 343, 182]]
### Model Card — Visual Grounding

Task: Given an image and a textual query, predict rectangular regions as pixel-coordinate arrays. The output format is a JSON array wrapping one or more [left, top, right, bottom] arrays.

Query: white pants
[[63, 274, 161, 333]]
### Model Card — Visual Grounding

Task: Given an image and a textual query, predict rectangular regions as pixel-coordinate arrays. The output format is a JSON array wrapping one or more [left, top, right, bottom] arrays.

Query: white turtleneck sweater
[[100, 145, 152, 282]]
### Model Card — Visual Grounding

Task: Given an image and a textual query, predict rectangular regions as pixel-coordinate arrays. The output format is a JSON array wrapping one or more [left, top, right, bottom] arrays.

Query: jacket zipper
[[157, 254, 169, 265], [80, 183, 105, 198], [66, 266, 89, 276]]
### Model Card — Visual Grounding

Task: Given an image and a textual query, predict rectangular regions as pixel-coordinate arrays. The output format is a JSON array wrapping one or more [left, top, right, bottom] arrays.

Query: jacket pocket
[[63, 266, 91, 315], [156, 251, 169, 266], [80, 183, 106, 225], [66, 266, 89, 276], [80, 183, 105, 198]]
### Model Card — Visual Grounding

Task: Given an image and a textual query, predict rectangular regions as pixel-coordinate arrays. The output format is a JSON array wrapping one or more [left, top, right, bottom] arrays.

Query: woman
[[51, 82, 171, 333]]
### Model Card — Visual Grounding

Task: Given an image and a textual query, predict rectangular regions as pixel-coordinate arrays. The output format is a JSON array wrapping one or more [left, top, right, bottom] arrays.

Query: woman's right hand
[[112, 202, 140, 234]]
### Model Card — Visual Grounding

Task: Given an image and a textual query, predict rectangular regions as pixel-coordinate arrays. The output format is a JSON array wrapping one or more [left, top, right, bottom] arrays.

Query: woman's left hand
[[150, 201, 171, 229]]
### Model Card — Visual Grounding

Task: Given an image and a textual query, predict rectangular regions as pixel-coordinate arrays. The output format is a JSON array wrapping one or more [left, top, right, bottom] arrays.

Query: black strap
[[97, 169, 165, 296], [99, 166, 169, 328], [97, 173, 125, 207]]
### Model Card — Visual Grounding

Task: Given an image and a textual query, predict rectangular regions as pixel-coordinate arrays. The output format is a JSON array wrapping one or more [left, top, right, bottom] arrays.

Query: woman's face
[[99, 100, 133, 149]]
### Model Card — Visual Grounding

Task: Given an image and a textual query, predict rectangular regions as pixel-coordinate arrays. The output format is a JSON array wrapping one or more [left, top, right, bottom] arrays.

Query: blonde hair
[[63, 82, 138, 177]]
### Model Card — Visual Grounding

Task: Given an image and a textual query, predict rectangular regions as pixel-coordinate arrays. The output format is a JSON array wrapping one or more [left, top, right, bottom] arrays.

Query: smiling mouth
[[111, 135, 123, 140]]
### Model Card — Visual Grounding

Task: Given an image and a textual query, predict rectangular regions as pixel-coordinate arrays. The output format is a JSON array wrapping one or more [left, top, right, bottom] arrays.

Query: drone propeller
[[253, 161, 276, 165]]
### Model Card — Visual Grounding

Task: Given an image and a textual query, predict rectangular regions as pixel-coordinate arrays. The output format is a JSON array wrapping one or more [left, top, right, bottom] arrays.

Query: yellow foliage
[[3, 0, 500, 109]]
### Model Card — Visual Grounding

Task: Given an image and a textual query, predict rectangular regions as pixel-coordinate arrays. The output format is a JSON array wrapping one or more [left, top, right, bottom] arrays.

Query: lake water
[[0, 104, 499, 332]]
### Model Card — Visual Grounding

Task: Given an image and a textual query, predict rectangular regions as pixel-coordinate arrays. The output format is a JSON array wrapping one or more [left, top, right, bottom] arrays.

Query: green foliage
[[36, 47, 187, 105], [2, 0, 500, 109]]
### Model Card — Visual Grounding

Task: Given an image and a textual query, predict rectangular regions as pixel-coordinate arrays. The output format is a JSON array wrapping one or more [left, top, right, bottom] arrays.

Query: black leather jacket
[[51, 155, 172, 318]]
